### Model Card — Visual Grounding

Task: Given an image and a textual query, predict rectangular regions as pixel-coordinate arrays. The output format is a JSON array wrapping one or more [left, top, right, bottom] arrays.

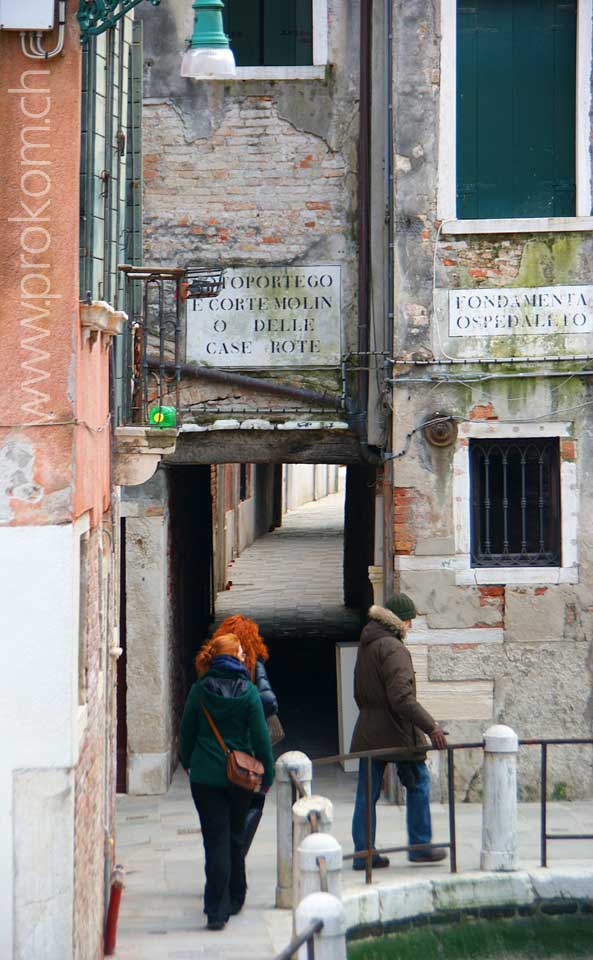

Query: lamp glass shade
[[181, 46, 236, 79]]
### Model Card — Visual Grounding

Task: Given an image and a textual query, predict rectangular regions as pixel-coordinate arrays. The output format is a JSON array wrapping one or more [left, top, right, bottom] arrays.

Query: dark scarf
[[210, 655, 249, 678]]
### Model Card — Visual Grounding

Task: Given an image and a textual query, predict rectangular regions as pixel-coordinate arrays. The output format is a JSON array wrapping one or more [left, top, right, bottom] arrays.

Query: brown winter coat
[[349, 605, 436, 758]]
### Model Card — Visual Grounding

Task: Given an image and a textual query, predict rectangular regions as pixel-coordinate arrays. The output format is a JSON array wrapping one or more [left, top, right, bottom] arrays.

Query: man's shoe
[[352, 855, 390, 871], [409, 848, 447, 863], [207, 919, 227, 930]]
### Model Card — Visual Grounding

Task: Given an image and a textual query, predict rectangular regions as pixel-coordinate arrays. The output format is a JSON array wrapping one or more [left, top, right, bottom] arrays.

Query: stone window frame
[[231, 0, 328, 80], [453, 421, 578, 585], [437, 0, 593, 235]]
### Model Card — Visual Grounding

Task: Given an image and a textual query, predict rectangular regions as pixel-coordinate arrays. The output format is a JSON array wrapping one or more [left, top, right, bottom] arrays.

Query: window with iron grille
[[470, 437, 561, 567]]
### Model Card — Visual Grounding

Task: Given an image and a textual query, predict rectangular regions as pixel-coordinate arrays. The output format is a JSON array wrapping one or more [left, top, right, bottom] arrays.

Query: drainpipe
[[382, 0, 395, 600], [356, 0, 372, 453], [147, 356, 352, 411]]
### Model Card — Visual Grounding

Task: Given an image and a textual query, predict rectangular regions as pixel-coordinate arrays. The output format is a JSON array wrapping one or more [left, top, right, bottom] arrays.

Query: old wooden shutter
[[457, 0, 576, 219], [224, 0, 312, 66]]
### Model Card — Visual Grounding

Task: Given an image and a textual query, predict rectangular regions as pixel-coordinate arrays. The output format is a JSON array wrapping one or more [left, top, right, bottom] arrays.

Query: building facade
[[390, 0, 593, 798], [0, 5, 140, 956], [123, 0, 593, 800]]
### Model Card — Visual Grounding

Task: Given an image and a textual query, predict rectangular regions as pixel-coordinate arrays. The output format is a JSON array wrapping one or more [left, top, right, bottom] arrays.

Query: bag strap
[[201, 702, 230, 757]]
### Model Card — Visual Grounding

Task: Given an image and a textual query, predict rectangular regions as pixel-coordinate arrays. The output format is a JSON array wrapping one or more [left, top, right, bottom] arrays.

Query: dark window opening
[[470, 437, 561, 567], [457, 0, 576, 219], [223, 0, 313, 67]]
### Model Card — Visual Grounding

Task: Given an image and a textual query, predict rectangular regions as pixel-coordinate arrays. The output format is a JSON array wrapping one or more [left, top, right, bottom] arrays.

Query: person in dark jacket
[[179, 633, 274, 930], [350, 593, 448, 870], [212, 615, 280, 853]]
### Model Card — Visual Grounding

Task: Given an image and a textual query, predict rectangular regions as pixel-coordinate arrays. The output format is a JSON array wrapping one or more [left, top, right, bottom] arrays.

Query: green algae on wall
[[348, 914, 593, 960]]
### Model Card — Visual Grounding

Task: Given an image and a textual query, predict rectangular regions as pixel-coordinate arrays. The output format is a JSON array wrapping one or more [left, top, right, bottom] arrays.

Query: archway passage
[[119, 460, 377, 793], [211, 465, 374, 759]]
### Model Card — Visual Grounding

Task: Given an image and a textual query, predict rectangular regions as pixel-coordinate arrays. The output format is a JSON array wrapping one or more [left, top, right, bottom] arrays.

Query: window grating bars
[[470, 437, 561, 567]]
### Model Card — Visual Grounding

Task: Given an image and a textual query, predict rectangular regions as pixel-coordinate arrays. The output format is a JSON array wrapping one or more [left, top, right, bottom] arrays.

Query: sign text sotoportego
[[449, 285, 593, 337], [186, 265, 341, 367]]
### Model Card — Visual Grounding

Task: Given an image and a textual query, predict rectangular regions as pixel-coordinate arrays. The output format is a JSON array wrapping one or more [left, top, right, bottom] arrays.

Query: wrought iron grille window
[[470, 438, 561, 567]]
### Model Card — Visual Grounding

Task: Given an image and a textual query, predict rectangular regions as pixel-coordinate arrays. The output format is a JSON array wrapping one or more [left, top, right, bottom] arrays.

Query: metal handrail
[[312, 740, 478, 882], [311, 736, 593, 882], [274, 918, 323, 960], [518, 737, 593, 867]]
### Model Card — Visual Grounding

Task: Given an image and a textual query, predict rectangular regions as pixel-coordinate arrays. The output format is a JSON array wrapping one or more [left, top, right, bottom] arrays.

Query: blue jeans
[[351, 759, 432, 863]]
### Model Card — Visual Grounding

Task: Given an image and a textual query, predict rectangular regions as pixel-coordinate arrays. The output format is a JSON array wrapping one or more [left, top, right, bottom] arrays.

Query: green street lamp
[[181, 0, 236, 79]]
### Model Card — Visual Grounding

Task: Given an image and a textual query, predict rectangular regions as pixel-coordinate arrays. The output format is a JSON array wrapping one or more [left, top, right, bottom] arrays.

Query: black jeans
[[190, 781, 252, 923]]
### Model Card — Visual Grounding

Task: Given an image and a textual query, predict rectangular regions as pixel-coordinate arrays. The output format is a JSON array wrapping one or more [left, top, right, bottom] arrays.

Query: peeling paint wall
[[391, 0, 593, 797], [138, 0, 360, 409]]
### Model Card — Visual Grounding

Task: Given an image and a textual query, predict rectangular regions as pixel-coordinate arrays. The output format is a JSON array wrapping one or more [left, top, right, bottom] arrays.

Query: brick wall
[[143, 96, 350, 268], [73, 520, 118, 960]]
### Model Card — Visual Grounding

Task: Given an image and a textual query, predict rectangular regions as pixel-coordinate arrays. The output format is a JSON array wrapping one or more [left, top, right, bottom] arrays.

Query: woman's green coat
[[178, 665, 275, 788]]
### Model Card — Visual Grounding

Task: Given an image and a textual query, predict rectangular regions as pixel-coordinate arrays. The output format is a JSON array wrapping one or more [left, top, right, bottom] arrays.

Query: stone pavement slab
[[215, 492, 360, 639]]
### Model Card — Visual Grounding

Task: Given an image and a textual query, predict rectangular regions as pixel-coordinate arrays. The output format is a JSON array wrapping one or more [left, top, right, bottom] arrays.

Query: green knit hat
[[385, 592, 417, 621]]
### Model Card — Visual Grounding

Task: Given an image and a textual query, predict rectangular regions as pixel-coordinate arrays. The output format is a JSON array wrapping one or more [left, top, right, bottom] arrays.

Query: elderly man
[[350, 593, 448, 869]]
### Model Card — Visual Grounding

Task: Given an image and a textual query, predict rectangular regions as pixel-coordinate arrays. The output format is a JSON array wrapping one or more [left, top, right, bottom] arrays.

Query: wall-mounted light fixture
[[181, 0, 236, 79]]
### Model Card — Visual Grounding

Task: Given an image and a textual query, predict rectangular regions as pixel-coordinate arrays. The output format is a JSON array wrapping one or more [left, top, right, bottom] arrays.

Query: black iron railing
[[119, 264, 185, 425], [311, 737, 593, 884], [519, 738, 593, 867], [312, 742, 475, 883], [274, 919, 324, 960]]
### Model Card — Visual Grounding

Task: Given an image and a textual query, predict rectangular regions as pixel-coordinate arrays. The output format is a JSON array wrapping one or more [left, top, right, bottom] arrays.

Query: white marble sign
[[186, 264, 341, 367], [449, 285, 593, 337]]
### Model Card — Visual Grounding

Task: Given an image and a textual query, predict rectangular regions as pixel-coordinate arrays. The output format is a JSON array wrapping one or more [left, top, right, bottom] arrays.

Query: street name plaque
[[186, 264, 341, 367], [448, 285, 593, 337]]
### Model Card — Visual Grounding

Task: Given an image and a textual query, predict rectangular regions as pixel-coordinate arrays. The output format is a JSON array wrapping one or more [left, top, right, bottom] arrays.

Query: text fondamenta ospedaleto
[[186, 265, 342, 367], [448, 285, 593, 337]]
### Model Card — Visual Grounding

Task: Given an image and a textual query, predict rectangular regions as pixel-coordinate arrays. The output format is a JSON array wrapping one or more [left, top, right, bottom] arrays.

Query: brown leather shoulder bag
[[201, 702, 264, 792]]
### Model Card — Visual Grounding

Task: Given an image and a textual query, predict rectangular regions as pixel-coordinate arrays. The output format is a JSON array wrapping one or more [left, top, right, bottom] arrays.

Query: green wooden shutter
[[224, 1, 312, 66], [457, 0, 576, 219], [223, 0, 261, 67], [263, 0, 313, 66]]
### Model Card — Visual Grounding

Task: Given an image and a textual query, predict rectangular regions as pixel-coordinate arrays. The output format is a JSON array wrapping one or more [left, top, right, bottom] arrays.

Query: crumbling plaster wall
[[391, 0, 593, 797], [138, 0, 360, 404]]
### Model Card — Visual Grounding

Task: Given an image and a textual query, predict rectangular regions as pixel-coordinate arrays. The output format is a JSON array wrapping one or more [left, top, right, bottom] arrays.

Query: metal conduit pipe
[[356, 0, 372, 444], [146, 356, 350, 411], [390, 354, 593, 365]]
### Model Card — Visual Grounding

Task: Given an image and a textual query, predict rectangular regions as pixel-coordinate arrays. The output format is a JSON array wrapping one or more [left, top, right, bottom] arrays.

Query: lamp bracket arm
[[78, 0, 160, 40]]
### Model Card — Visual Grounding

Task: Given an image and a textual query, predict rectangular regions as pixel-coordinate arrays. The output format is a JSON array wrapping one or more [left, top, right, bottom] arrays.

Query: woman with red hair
[[179, 633, 274, 930], [212, 615, 280, 852], [212, 615, 278, 719]]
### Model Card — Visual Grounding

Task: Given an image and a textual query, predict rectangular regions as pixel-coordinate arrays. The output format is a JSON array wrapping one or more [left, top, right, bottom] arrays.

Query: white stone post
[[481, 724, 519, 871], [295, 892, 347, 960], [293, 795, 333, 913], [275, 752, 312, 908], [296, 832, 342, 908]]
